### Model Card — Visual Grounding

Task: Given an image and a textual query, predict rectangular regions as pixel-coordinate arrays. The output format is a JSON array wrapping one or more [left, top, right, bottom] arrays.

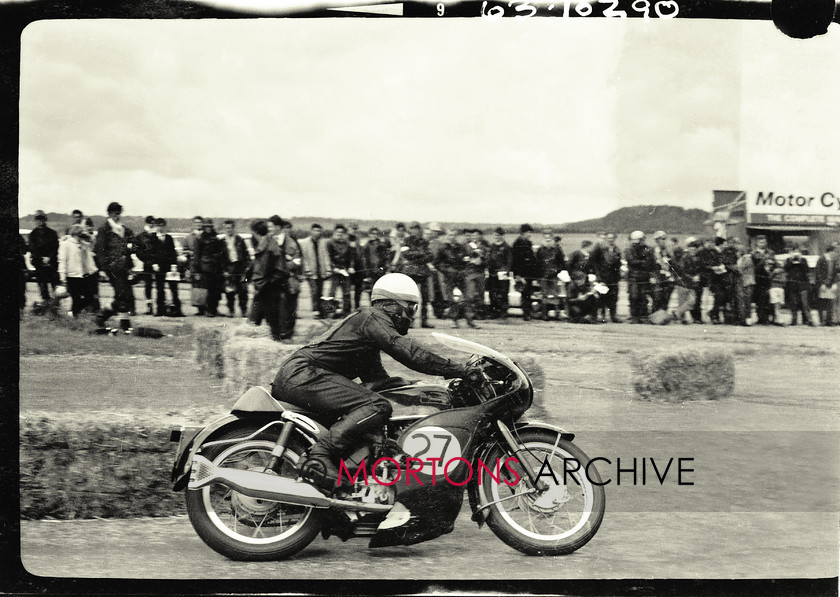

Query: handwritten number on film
[[476, 0, 679, 18]]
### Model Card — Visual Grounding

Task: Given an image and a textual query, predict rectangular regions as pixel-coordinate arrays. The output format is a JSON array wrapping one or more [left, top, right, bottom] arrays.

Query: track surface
[[18, 300, 840, 581]]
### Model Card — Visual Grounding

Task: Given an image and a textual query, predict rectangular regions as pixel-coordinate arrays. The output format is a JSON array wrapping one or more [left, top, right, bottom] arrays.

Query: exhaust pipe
[[188, 455, 391, 513]]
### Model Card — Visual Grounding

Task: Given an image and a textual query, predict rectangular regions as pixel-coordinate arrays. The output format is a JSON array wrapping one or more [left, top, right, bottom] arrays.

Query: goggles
[[396, 300, 419, 316]]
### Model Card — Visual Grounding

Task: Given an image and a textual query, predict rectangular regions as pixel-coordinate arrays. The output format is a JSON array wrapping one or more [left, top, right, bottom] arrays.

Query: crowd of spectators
[[20, 205, 840, 338]]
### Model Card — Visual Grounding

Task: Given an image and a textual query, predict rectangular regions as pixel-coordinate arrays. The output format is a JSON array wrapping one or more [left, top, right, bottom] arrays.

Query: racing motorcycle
[[170, 333, 605, 560]]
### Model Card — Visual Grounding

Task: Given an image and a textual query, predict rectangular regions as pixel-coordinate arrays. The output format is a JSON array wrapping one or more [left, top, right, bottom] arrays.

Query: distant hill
[[18, 205, 710, 237], [559, 205, 710, 235]]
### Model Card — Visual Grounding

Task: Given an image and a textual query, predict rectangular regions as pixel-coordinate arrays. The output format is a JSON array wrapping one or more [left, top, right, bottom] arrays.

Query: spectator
[[567, 240, 594, 278], [193, 218, 227, 317], [84, 218, 101, 312], [155, 218, 182, 317], [512, 224, 539, 321], [273, 217, 303, 339], [393, 221, 435, 328], [28, 210, 59, 302], [652, 231, 675, 313], [624, 230, 656, 324], [58, 224, 97, 317], [362, 227, 392, 300], [815, 244, 838, 326], [596, 232, 623, 323], [348, 223, 365, 310], [221, 219, 251, 318], [486, 227, 512, 320], [767, 257, 786, 325], [566, 270, 599, 323], [247, 219, 287, 342], [327, 223, 357, 318], [668, 239, 698, 324], [784, 247, 813, 326], [536, 232, 565, 321], [709, 237, 739, 324], [389, 222, 408, 269], [94, 202, 135, 331], [65, 209, 84, 235], [299, 223, 332, 319], [135, 215, 159, 315], [464, 229, 487, 326], [751, 235, 775, 325], [182, 216, 204, 307], [427, 222, 447, 319], [435, 228, 475, 328], [735, 240, 756, 326]]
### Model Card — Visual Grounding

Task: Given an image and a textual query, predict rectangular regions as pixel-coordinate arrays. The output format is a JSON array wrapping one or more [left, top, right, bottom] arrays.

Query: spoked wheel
[[185, 429, 324, 560], [480, 429, 605, 555]]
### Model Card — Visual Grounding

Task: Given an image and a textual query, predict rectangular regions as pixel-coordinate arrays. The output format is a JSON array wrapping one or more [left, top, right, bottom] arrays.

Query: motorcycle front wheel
[[185, 428, 324, 561], [480, 429, 605, 556]]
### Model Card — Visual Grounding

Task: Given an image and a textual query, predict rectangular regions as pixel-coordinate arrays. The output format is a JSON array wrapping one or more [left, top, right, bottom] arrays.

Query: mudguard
[[467, 420, 575, 527]]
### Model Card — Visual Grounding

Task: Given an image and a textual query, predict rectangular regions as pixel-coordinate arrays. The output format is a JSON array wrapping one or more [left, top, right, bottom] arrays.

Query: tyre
[[479, 429, 605, 556], [185, 427, 324, 560]]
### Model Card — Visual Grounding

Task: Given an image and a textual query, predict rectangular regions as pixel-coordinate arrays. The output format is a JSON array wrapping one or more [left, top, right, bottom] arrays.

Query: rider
[[271, 273, 474, 491]]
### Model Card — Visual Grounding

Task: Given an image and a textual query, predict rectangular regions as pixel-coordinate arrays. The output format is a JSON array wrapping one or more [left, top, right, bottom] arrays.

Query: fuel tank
[[378, 381, 451, 409]]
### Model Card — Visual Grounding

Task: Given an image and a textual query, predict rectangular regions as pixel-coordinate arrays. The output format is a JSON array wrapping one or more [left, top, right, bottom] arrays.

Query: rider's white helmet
[[370, 273, 421, 304]]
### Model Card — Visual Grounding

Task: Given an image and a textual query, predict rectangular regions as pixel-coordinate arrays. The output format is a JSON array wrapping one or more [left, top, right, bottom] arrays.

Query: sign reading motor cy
[[749, 191, 840, 227]]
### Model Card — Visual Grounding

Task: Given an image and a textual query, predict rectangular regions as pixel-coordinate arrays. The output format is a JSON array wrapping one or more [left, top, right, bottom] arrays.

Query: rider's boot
[[299, 401, 392, 493]]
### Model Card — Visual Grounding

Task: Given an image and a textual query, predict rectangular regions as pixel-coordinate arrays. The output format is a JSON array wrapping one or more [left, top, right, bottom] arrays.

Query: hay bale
[[222, 334, 298, 395], [19, 411, 207, 519], [509, 354, 549, 421], [194, 328, 224, 378], [630, 348, 735, 402]]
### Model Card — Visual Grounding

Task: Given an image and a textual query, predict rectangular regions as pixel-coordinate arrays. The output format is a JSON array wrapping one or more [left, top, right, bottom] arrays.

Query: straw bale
[[630, 348, 735, 402], [509, 354, 549, 420], [221, 334, 298, 395], [194, 328, 224, 378], [18, 410, 238, 519]]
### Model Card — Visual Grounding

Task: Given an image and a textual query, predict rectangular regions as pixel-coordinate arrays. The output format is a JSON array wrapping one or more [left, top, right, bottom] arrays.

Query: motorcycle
[[170, 333, 605, 560]]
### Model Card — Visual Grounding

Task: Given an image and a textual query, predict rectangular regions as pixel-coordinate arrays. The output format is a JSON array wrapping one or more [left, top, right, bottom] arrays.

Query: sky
[[17, 17, 840, 225]]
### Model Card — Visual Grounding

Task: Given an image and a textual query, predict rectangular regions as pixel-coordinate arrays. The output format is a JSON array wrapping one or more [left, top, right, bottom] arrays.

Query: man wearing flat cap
[[28, 210, 59, 302], [512, 224, 539, 321]]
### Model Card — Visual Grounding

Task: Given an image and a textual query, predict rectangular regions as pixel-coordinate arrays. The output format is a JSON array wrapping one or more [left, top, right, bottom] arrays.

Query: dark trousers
[[487, 275, 509, 318], [408, 274, 432, 323], [601, 282, 619, 319], [224, 272, 248, 316], [67, 277, 93, 315], [568, 294, 598, 322], [465, 272, 485, 316], [200, 272, 223, 315], [331, 274, 352, 316], [519, 278, 535, 320], [737, 283, 754, 324], [788, 287, 811, 325], [443, 273, 473, 322], [690, 285, 704, 322], [709, 275, 734, 323], [279, 288, 298, 339], [272, 357, 393, 455], [818, 298, 835, 326], [628, 277, 650, 320], [250, 284, 281, 340], [154, 273, 182, 314], [351, 272, 364, 310], [754, 281, 772, 324], [653, 281, 674, 312], [106, 270, 135, 314], [35, 266, 57, 301], [142, 272, 154, 302], [308, 276, 325, 316]]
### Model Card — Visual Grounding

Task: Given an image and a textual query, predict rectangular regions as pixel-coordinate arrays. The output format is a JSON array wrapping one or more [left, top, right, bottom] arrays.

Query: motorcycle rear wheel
[[185, 429, 324, 560], [480, 429, 605, 556]]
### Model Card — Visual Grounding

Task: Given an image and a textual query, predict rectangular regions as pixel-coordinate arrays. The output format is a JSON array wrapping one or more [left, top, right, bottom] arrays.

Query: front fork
[[494, 420, 551, 492]]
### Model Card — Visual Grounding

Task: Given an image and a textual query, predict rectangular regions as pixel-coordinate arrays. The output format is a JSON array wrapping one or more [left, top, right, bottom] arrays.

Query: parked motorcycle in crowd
[[170, 333, 605, 560]]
